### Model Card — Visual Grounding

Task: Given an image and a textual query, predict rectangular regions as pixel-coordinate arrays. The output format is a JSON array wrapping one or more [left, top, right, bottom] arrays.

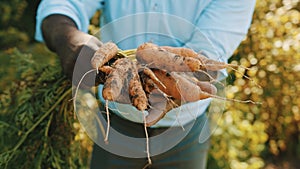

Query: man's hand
[[42, 14, 104, 87]]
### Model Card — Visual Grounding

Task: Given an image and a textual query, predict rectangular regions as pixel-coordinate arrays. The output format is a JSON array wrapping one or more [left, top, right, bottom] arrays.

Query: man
[[36, 0, 256, 168]]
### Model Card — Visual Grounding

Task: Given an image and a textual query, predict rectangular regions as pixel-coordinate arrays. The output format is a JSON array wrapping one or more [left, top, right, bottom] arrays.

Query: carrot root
[[143, 112, 152, 166], [104, 100, 110, 144]]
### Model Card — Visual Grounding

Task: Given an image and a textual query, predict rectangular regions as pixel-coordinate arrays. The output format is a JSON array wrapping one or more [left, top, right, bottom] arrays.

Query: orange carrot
[[160, 46, 199, 58], [99, 65, 114, 74], [136, 43, 203, 72], [102, 58, 131, 103], [138, 65, 166, 90], [91, 42, 119, 70], [160, 45, 260, 87], [140, 73, 157, 94], [152, 69, 212, 102], [102, 58, 148, 110], [178, 72, 218, 96], [128, 61, 148, 111], [161, 45, 240, 71]]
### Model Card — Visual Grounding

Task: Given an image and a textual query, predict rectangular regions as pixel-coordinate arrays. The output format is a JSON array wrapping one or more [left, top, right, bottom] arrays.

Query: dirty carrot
[[136, 43, 203, 72], [138, 65, 166, 89], [128, 61, 148, 111], [91, 42, 119, 70], [160, 45, 260, 87], [102, 58, 131, 103], [151, 69, 211, 101], [99, 65, 114, 74], [160, 45, 241, 71]]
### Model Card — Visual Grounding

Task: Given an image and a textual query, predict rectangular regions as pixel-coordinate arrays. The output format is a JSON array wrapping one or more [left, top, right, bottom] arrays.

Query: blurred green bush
[[0, 0, 40, 49]]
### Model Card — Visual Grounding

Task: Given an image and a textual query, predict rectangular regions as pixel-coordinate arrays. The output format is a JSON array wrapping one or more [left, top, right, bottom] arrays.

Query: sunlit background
[[0, 0, 299, 169]]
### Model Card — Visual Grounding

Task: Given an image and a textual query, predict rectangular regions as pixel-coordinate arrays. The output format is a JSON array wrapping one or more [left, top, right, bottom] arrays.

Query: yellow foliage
[[209, 0, 300, 168]]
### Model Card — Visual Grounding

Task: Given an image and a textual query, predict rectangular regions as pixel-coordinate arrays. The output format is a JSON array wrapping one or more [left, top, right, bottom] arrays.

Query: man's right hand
[[42, 14, 104, 88]]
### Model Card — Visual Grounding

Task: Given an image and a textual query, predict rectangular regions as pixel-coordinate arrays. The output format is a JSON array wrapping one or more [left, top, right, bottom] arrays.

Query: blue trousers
[[90, 112, 210, 169]]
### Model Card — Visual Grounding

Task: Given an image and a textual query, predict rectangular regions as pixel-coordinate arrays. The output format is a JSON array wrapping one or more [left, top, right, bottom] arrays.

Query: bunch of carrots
[[89, 42, 235, 127], [87, 42, 259, 167]]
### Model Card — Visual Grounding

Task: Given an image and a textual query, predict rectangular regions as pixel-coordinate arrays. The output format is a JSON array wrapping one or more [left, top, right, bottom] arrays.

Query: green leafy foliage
[[0, 0, 27, 28], [0, 49, 92, 169], [0, 0, 41, 49], [0, 0, 29, 49]]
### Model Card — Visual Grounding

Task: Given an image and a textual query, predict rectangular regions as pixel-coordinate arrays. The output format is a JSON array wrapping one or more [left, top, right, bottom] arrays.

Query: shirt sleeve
[[185, 0, 256, 61], [35, 0, 104, 42], [183, 0, 256, 79]]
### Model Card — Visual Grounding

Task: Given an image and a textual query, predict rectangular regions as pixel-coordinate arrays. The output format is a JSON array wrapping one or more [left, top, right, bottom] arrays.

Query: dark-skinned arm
[[41, 14, 104, 87]]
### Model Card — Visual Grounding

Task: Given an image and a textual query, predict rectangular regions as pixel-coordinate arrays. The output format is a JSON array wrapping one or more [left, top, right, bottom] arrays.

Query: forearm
[[41, 14, 84, 56], [41, 14, 103, 84]]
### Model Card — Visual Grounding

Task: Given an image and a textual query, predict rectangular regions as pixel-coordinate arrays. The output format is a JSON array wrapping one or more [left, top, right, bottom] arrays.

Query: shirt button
[[153, 3, 158, 11]]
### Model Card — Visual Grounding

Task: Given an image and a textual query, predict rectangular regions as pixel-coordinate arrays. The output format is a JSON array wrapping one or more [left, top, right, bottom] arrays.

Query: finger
[[193, 70, 218, 81], [196, 81, 217, 95], [146, 93, 172, 126], [87, 36, 103, 51]]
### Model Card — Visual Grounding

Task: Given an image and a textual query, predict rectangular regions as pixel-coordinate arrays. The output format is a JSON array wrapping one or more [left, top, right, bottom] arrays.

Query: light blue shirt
[[35, 0, 256, 127]]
